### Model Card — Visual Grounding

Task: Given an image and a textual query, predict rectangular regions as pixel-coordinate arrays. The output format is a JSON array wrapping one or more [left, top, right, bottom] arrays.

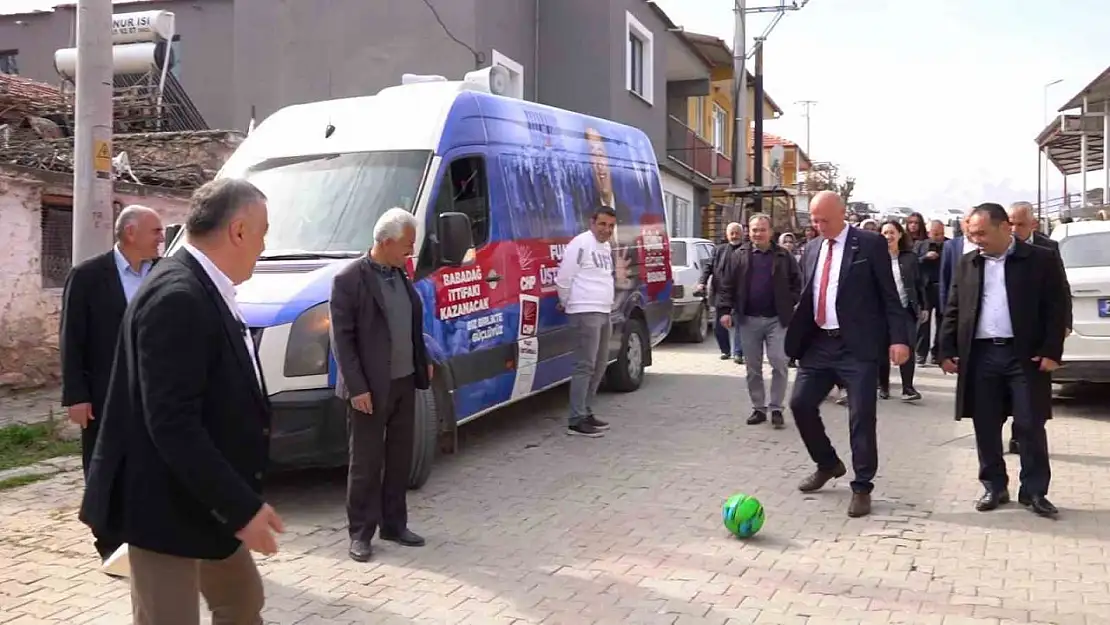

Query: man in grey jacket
[[330, 208, 432, 563]]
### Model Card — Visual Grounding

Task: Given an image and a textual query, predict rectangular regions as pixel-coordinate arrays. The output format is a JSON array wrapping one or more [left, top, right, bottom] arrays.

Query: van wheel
[[606, 317, 648, 392], [408, 387, 438, 490], [680, 303, 709, 343]]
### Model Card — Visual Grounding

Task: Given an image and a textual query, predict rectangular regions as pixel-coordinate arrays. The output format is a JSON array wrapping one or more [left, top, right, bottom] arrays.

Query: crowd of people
[[57, 177, 1071, 621]]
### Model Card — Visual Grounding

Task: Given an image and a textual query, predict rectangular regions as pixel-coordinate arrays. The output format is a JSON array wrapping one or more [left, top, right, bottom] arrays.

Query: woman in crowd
[[860, 218, 879, 232], [906, 211, 928, 244], [878, 219, 927, 401]]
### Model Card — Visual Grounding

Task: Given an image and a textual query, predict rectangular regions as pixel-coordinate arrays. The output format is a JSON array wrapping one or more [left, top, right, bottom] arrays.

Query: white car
[[668, 237, 716, 342], [1052, 220, 1110, 383]]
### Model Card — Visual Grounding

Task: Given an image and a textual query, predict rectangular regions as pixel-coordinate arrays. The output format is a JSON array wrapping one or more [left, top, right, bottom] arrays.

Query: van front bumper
[[267, 388, 348, 470]]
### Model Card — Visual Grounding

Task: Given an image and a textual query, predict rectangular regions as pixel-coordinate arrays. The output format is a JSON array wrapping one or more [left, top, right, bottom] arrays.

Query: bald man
[[1005, 202, 1072, 455], [61, 205, 164, 562], [784, 191, 911, 518]]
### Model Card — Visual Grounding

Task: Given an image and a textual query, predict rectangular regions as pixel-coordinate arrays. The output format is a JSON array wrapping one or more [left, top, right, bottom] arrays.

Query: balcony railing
[[666, 115, 731, 182]]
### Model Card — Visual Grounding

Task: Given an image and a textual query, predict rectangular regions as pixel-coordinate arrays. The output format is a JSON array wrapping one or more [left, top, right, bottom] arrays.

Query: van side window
[[435, 156, 490, 248]]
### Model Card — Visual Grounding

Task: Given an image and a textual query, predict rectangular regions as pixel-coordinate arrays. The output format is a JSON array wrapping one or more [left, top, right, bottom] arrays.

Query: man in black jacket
[[80, 179, 283, 624], [717, 214, 802, 429], [330, 208, 432, 563], [60, 204, 163, 561], [696, 222, 744, 363], [939, 203, 1068, 517], [913, 220, 947, 365]]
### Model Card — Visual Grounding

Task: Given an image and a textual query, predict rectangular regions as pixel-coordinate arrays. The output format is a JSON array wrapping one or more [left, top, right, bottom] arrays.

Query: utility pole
[[72, 0, 115, 266], [730, 0, 748, 192], [796, 99, 817, 156], [752, 39, 765, 213]]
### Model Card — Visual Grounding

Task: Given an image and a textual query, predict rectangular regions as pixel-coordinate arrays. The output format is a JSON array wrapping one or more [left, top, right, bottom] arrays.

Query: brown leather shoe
[[797, 462, 847, 493], [847, 492, 872, 518]]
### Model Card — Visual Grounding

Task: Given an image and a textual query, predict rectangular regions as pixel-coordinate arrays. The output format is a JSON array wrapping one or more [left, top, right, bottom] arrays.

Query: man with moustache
[[61, 204, 163, 562], [80, 179, 284, 624], [696, 222, 745, 363], [785, 191, 911, 518]]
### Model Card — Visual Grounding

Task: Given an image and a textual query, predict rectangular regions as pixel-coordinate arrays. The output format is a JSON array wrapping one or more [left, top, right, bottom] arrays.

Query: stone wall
[[0, 167, 191, 390]]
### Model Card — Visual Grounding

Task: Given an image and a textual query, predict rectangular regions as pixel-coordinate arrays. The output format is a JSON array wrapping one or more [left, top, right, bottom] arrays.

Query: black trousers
[[916, 283, 941, 360], [969, 342, 1051, 496], [788, 334, 880, 493], [81, 417, 121, 560], [879, 306, 918, 391], [346, 375, 416, 543]]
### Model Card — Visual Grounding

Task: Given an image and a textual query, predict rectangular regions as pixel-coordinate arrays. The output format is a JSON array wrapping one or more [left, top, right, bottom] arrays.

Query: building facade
[[1, 0, 714, 234]]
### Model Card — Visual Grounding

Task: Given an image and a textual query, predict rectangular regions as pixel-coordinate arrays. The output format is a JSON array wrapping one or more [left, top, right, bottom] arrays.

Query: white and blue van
[[167, 67, 674, 488]]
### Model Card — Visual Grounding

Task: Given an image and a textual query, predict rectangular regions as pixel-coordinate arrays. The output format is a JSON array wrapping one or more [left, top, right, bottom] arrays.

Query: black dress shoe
[[878, 388, 890, 400], [770, 410, 785, 429], [1019, 493, 1059, 517], [975, 489, 1011, 511], [380, 528, 426, 547], [1008, 439, 1020, 455], [746, 410, 767, 425], [349, 539, 373, 562]]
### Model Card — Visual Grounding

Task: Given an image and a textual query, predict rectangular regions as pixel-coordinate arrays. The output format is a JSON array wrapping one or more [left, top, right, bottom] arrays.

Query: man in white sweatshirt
[[555, 206, 617, 437]]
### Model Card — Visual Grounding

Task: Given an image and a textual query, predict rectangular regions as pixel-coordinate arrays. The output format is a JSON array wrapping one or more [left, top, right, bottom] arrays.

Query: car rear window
[[670, 241, 688, 266], [1059, 232, 1110, 269]]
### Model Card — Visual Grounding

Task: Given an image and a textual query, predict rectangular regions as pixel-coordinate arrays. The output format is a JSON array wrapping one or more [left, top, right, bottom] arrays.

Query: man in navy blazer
[[785, 191, 911, 518], [938, 209, 978, 314]]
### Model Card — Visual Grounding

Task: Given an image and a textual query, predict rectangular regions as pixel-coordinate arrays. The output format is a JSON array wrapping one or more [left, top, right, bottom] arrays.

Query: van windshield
[[242, 150, 430, 256]]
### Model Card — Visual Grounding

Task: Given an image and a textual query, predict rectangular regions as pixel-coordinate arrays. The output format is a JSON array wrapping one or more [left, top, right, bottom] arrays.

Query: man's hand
[[693, 283, 706, 296], [941, 358, 959, 374], [427, 364, 434, 381], [1032, 356, 1060, 372], [889, 344, 911, 366], [720, 314, 732, 329], [556, 302, 565, 313], [350, 392, 373, 414], [925, 251, 939, 260], [235, 503, 285, 556], [66, 403, 94, 429], [918, 310, 930, 323]]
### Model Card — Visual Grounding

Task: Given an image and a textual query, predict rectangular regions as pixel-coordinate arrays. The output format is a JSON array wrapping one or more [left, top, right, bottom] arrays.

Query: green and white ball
[[722, 493, 765, 538]]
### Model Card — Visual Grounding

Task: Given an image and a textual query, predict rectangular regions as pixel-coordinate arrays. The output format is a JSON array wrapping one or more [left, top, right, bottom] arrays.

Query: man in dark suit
[[938, 208, 978, 316], [331, 208, 432, 563], [913, 220, 947, 364], [785, 191, 911, 518], [939, 202, 1068, 517], [60, 204, 163, 561], [1005, 201, 1073, 455], [79, 179, 284, 624]]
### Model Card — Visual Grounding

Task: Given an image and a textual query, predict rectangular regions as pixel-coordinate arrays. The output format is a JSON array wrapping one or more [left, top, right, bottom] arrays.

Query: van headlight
[[283, 303, 331, 377]]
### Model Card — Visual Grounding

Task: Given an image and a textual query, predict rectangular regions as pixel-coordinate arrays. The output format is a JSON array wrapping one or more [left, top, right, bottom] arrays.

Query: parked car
[[1051, 220, 1110, 383], [668, 237, 715, 342]]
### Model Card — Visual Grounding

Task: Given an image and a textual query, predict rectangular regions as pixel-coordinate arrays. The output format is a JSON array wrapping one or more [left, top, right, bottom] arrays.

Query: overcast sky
[[654, 0, 1109, 211]]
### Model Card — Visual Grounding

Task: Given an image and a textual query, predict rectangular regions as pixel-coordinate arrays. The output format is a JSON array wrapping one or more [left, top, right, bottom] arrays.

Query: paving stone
[[1, 344, 1109, 623]]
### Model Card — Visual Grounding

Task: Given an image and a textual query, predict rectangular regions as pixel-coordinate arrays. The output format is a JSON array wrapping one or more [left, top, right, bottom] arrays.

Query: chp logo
[[519, 294, 540, 337]]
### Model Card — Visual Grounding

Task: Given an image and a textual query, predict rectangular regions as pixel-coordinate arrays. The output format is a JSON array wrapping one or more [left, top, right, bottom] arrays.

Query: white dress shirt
[[890, 253, 909, 308], [812, 225, 850, 329], [975, 243, 1015, 339], [962, 236, 978, 255], [183, 243, 263, 386]]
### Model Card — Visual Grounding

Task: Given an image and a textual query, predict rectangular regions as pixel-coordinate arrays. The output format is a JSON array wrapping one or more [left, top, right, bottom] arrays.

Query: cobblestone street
[[2, 342, 1110, 624]]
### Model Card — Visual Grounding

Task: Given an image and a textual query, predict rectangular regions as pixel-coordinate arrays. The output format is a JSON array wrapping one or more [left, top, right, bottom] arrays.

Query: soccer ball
[[722, 493, 765, 538]]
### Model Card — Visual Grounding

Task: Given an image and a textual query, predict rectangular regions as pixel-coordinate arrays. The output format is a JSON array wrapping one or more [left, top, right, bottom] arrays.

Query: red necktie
[[815, 239, 836, 327]]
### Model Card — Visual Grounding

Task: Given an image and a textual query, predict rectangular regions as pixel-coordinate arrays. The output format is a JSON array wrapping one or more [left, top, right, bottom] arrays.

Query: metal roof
[[1036, 113, 1104, 176], [1059, 65, 1110, 112]]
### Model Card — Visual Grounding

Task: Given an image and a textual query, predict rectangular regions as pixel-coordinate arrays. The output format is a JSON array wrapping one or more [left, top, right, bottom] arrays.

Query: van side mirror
[[437, 212, 474, 266], [163, 223, 182, 253]]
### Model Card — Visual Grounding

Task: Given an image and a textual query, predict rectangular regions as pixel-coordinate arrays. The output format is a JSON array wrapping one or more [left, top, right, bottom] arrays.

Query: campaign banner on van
[[636, 214, 671, 300]]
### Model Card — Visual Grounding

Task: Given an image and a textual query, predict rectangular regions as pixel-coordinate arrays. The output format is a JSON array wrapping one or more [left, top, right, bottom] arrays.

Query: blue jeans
[[713, 316, 743, 357]]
